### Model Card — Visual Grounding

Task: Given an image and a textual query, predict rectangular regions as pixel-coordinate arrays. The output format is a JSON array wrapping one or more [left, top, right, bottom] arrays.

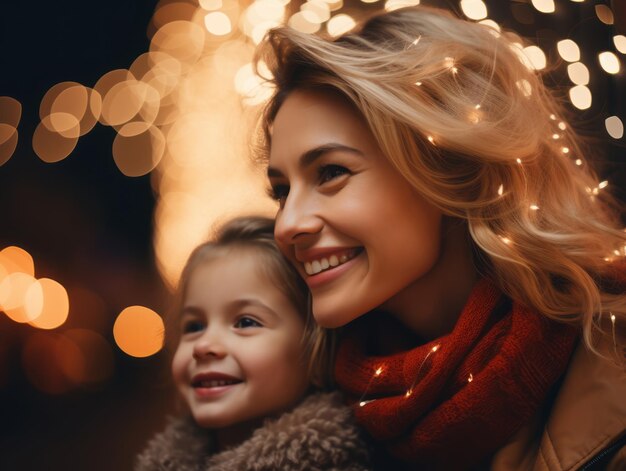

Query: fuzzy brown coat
[[135, 392, 371, 471]]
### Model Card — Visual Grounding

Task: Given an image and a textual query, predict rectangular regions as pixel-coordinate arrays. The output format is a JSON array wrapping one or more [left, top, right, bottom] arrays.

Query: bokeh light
[[0, 272, 38, 323], [0, 96, 22, 128], [522, 45, 547, 70], [615, 35, 626, 54], [567, 62, 590, 85], [605, 116, 624, 139], [557, 39, 581, 62], [0, 245, 34, 277], [569, 85, 592, 110], [598, 51, 621, 74], [25, 278, 70, 330], [0, 96, 21, 166], [460, 0, 488, 20], [595, 5, 614, 25], [204, 11, 232, 36], [531, 0, 555, 14], [0, 124, 18, 166], [112, 123, 166, 177], [32, 114, 80, 163], [113, 305, 164, 358], [150, 20, 206, 72], [385, 0, 420, 12], [327, 13, 356, 37]]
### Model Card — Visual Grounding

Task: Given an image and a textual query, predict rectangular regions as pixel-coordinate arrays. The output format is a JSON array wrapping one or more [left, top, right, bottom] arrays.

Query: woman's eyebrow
[[267, 143, 363, 178]]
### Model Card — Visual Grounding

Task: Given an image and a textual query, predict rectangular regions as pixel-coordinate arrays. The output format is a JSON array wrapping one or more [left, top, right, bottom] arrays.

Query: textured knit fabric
[[335, 278, 578, 470], [135, 392, 371, 471]]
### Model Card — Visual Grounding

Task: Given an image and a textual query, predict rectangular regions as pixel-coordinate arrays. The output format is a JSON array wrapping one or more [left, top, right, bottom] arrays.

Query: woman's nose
[[192, 329, 227, 360], [274, 190, 323, 245]]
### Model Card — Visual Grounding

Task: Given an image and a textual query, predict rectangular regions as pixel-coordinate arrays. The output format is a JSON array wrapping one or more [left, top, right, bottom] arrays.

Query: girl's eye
[[319, 164, 350, 184], [234, 316, 262, 329], [267, 184, 289, 207], [182, 320, 205, 334]]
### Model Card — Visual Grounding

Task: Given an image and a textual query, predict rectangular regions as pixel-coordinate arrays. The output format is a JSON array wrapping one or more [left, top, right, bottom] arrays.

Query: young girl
[[135, 216, 370, 470], [258, 6, 626, 470]]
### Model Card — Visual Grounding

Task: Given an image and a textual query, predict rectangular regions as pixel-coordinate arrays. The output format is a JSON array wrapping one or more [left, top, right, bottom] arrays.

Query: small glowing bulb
[[530, 204, 539, 210], [598, 180, 608, 189], [359, 401, 367, 407], [375, 366, 383, 376], [415, 81, 422, 86], [516, 158, 522, 164], [558, 121, 567, 130], [411, 36, 421, 47], [427, 135, 435, 145], [561, 147, 570, 154], [575, 159, 583, 166], [614, 250, 620, 256], [444, 57, 455, 68], [610, 313, 616, 322], [405, 389, 413, 398], [431, 344, 440, 352], [552, 133, 560, 139], [498, 184, 504, 196], [467, 373, 474, 383], [475, 104, 481, 109], [501, 236, 512, 245], [549, 114, 557, 120]]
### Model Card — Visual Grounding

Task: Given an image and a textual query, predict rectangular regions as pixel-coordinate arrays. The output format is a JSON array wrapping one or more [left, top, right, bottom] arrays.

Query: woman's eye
[[182, 320, 205, 334], [319, 164, 350, 184], [234, 317, 262, 329], [267, 184, 289, 206]]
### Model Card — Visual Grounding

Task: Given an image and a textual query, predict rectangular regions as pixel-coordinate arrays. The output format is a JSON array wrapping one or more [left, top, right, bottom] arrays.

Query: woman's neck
[[380, 219, 478, 341]]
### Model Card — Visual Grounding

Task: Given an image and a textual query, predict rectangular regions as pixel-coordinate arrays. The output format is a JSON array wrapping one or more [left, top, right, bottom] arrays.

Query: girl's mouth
[[303, 248, 363, 276]]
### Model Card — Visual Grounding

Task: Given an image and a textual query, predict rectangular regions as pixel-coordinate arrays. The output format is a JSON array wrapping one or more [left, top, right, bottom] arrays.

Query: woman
[[257, 6, 626, 471]]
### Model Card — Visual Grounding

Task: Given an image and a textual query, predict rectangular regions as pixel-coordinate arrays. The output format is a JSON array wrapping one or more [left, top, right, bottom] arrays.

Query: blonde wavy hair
[[168, 216, 335, 388], [254, 6, 626, 358]]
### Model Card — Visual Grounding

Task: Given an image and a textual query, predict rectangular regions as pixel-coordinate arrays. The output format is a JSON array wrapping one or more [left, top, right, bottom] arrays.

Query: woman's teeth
[[304, 253, 353, 275]]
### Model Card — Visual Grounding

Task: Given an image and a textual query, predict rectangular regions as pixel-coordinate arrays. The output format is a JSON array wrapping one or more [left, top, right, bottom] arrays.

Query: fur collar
[[135, 392, 371, 471]]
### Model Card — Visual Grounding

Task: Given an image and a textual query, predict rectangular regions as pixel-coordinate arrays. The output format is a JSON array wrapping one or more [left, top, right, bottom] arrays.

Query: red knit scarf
[[335, 278, 578, 469]]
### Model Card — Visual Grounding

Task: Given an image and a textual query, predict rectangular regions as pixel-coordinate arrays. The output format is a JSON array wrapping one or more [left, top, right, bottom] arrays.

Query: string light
[[561, 147, 570, 154], [610, 312, 617, 356], [444, 57, 458, 74], [530, 204, 539, 210], [516, 158, 522, 164], [467, 373, 474, 383], [500, 236, 512, 245], [404, 344, 441, 399], [357, 365, 385, 406], [497, 184, 504, 196], [427, 135, 435, 145]]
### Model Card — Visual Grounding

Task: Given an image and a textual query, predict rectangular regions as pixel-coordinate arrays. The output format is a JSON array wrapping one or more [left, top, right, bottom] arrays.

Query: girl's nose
[[192, 329, 227, 360], [274, 190, 323, 245]]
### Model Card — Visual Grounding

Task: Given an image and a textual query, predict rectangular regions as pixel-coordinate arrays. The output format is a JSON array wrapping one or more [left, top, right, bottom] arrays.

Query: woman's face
[[268, 89, 443, 328]]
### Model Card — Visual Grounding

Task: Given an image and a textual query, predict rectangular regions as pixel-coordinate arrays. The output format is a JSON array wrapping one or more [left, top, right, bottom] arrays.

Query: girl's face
[[171, 249, 309, 431], [268, 89, 443, 328]]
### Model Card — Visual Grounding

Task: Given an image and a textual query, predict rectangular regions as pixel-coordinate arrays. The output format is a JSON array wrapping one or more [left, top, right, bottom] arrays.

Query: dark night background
[[0, 1, 624, 470]]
